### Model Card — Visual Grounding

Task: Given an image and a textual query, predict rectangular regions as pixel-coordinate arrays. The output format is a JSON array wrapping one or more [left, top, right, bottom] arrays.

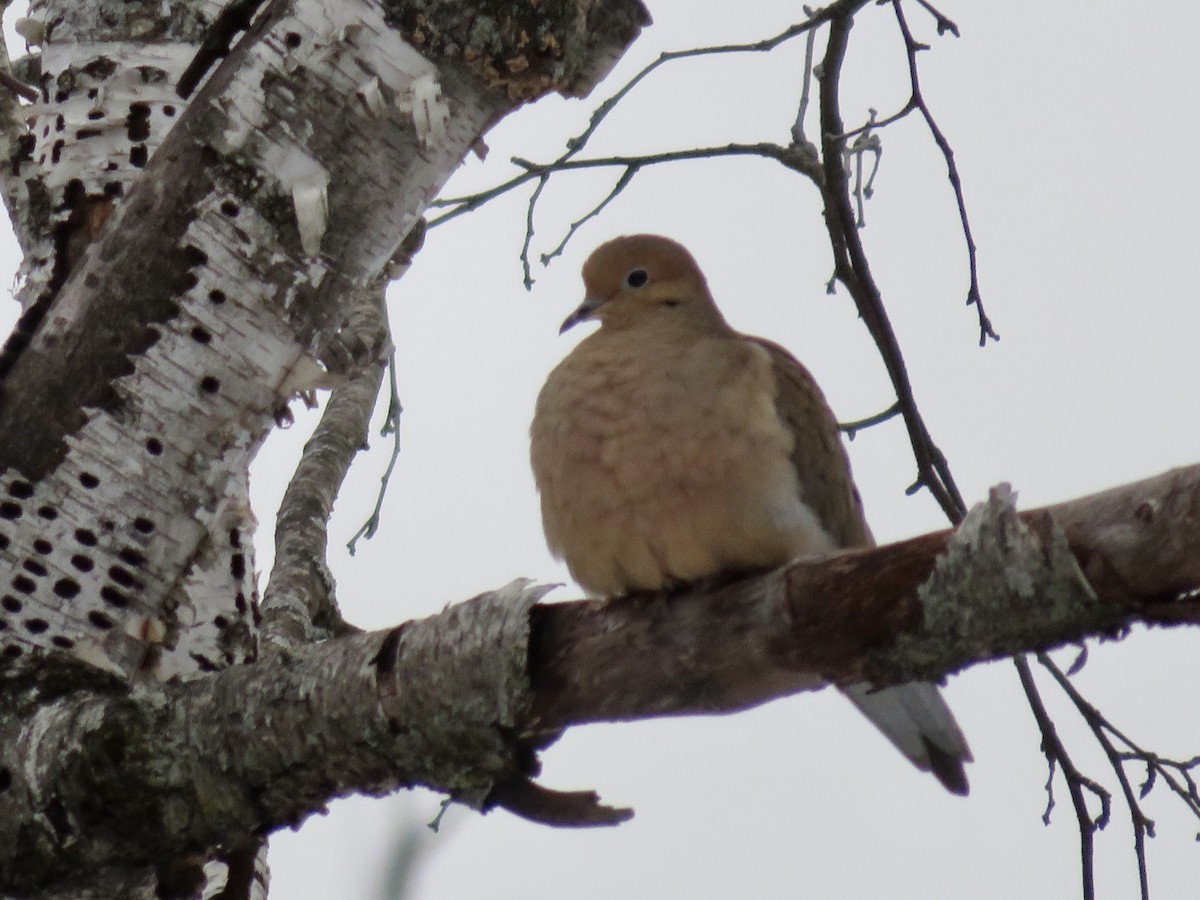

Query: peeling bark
[[2, 465, 1198, 895], [0, 0, 647, 678], [0, 0, 650, 895], [0, 581, 552, 895]]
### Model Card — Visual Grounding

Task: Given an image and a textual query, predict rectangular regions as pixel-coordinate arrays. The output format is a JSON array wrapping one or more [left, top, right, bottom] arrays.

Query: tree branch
[[530, 467, 1200, 729], [4, 464, 1197, 893], [817, 8, 968, 523], [260, 289, 390, 646]]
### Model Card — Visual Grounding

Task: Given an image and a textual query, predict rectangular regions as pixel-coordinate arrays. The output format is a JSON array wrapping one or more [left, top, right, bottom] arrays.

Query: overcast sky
[[7, 2, 1200, 898]]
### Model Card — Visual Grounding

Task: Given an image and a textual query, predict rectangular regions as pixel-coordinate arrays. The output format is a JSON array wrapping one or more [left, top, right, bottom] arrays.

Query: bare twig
[[346, 351, 404, 555], [890, 0, 996, 346], [343, 219, 428, 555], [912, 0, 961, 37], [539, 168, 636, 268], [437, 142, 821, 288], [428, 0, 871, 272], [1038, 652, 1200, 897], [1015, 657, 1108, 900], [845, 111, 882, 227], [1036, 654, 1150, 899], [816, 8, 967, 523], [429, 142, 823, 234], [838, 401, 901, 439], [789, 6, 821, 147]]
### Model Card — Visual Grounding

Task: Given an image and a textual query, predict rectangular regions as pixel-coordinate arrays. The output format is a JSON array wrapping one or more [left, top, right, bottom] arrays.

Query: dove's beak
[[559, 294, 604, 335]]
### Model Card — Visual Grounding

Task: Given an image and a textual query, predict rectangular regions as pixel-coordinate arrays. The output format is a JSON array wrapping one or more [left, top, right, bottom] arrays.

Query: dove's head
[[561, 234, 727, 335]]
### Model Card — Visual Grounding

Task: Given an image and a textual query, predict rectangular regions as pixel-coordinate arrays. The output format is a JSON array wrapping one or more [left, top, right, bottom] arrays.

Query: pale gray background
[[5, 2, 1199, 898]]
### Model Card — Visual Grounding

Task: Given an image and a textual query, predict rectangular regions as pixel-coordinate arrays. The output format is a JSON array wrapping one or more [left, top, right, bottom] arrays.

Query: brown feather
[[747, 338, 874, 551]]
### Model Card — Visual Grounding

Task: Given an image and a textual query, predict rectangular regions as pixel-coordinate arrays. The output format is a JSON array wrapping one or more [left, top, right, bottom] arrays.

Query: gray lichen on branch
[[2, 465, 1198, 893], [894, 483, 1103, 678]]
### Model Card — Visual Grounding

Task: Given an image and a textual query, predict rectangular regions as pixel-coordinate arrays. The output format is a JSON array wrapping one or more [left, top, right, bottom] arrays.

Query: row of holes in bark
[[0, 633, 76, 656], [179, 244, 234, 396], [0, 503, 155, 531], [0, 611, 83, 651], [36, 98, 176, 168], [0, 519, 248, 623], [7, 570, 137, 605], [0, 470, 113, 520], [0, 517, 152, 542], [0, 504, 153, 640]]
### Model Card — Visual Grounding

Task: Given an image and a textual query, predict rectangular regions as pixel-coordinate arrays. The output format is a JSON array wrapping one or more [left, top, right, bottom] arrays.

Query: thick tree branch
[[0, 581, 564, 895], [529, 465, 1200, 729], [3, 465, 1197, 893]]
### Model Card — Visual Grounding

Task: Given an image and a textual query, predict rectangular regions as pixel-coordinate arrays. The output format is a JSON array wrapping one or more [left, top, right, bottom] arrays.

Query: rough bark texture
[[259, 287, 391, 647], [528, 466, 1200, 729], [2, 464, 1198, 895], [0, 0, 650, 896], [0, 581, 548, 897], [0, 0, 647, 675]]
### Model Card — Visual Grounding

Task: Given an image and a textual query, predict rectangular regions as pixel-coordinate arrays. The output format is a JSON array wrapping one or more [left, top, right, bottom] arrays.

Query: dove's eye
[[624, 268, 648, 288]]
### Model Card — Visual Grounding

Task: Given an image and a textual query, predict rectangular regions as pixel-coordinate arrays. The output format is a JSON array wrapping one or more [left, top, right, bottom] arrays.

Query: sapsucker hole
[[53, 578, 80, 599]]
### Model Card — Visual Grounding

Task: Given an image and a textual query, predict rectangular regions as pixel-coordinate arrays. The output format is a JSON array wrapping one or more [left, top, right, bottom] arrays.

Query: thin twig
[[838, 401, 901, 439], [520, 174, 550, 289], [437, 141, 817, 284], [1015, 657, 1107, 900], [512, 144, 816, 176], [341, 218, 429, 556], [912, 0, 961, 37], [432, 140, 819, 229], [789, 6, 820, 146], [346, 352, 403, 555], [539, 168, 637, 267], [890, 0, 996, 346], [816, 8, 967, 523], [427, 0, 871, 270], [845, 112, 882, 228], [1039, 652, 1200, 896], [1036, 653, 1151, 899]]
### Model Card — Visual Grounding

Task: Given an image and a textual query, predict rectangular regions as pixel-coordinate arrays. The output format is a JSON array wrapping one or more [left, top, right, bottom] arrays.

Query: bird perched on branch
[[530, 233, 972, 794]]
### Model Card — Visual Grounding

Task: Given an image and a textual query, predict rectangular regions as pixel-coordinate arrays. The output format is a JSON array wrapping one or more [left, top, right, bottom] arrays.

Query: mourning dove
[[530, 234, 972, 794]]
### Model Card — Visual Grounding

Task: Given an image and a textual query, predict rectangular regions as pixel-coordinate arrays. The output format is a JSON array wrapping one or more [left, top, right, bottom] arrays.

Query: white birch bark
[[0, 0, 648, 895]]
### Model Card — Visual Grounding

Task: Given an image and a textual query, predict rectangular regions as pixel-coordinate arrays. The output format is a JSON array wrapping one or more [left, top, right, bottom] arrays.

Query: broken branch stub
[[883, 483, 1105, 682]]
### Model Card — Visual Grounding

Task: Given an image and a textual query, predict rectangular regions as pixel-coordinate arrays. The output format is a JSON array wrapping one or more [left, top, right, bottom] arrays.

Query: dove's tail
[[842, 680, 973, 795]]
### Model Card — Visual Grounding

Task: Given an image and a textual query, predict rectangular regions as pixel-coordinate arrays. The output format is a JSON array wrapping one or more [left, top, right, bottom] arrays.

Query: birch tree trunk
[[0, 0, 647, 895]]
